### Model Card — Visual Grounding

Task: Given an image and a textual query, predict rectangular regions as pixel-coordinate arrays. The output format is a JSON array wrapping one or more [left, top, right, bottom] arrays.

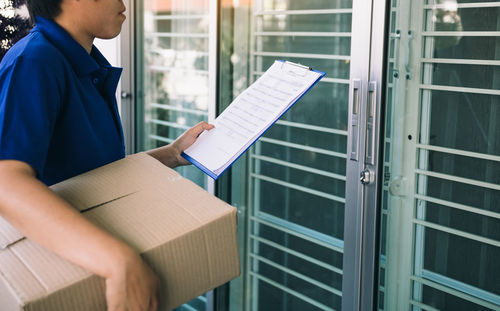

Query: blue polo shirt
[[0, 17, 125, 185]]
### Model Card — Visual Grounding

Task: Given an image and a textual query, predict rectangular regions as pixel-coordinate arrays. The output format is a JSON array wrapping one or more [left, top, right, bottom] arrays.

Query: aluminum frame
[[341, 0, 371, 307], [119, 0, 135, 155], [342, 0, 389, 309]]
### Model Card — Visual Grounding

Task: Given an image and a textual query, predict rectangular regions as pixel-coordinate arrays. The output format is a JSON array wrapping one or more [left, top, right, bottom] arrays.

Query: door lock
[[360, 169, 374, 185]]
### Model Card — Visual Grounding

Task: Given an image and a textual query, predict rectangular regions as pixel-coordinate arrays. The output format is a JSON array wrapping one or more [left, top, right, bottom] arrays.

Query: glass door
[[135, 0, 215, 189], [134, 0, 219, 310], [217, 0, 383, 310], [378, 0, 500, 310], [245, 2, 352, 310], [123, 0, 499, 310], [128, 0, 388, 310]]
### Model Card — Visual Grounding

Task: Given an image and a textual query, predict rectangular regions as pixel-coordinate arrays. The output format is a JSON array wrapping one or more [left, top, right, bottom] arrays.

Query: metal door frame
[[342, 0, 389, 309], [119, 0, 135, 155]]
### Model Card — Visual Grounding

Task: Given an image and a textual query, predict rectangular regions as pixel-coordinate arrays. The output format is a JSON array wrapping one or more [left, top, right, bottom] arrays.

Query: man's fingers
[[149, 275, 160, 311], [149, 295, 159, 311], [203, 122, 215, 130], [191, 121, 214, 136]]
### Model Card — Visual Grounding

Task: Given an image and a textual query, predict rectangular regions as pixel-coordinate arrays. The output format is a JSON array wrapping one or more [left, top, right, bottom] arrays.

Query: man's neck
[[53, 16, 94, 54]]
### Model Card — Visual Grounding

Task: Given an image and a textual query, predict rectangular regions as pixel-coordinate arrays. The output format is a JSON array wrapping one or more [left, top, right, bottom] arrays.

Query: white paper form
[[184, 60, 323, 174]]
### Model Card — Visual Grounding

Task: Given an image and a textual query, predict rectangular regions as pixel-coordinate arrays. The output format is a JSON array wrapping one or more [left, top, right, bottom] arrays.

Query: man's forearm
[[0, 160, 136, 280]]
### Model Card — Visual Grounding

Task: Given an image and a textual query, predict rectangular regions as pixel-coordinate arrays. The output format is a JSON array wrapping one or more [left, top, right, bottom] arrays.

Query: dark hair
[[26, 0, 63, 24]]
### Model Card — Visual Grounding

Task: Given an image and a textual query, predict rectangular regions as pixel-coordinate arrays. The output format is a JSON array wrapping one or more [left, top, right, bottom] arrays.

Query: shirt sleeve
[[0, 55, 63, 177]]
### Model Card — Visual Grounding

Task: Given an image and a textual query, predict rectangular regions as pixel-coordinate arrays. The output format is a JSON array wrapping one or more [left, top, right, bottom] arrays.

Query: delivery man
[[0, 0, 213, 310]]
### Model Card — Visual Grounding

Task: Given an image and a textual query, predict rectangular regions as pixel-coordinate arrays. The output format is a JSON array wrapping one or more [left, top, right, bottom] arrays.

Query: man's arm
[[0, 160, 159, 311], [146, 121, 214, 168]]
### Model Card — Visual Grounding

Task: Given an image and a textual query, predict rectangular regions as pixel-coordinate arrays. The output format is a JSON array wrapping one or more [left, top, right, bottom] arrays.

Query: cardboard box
[[0, 153, 240, 310]]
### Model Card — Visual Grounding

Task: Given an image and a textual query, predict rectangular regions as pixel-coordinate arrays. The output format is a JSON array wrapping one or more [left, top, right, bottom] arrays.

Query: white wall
[[94, 36, 121, 67], [94, 36, 122, 114]]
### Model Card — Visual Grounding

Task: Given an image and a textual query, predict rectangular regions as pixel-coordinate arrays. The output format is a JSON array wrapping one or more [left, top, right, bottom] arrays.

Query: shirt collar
[[32, 16, 110, 76]]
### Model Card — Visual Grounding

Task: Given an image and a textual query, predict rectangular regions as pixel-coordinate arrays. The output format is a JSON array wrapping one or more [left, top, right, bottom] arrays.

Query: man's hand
[[105, 249, 160, 311], [146, 121, 214, 168]]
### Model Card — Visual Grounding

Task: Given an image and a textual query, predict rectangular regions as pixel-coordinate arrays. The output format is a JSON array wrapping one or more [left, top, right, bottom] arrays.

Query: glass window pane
[[379, 1, 500, 310], [416, 282, 494, 311], [137, 1, 211, 310], [221, 1, 353, 309], [138, 0, 210, 189], [420, 90, 499, 156]]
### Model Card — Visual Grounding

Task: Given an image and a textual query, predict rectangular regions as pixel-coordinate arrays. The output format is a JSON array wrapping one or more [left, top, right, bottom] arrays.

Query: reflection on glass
[[140, 0, 210, 188], [138, 1, 210, 310], [219, 0, 353, 310], [379, 0, 499, 310]]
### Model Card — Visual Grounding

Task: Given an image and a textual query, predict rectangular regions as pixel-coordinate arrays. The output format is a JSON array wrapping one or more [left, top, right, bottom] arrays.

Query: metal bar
[[196, 295, 207, 303], [275, 120, 348, 136], [206, 0, 218, 197], [422, 269, 500, 307], [252, 71, 349, 84], [148, 48, 209, 57], [258, 137, 347, 159], [148, 119, 191, 130], [424, 2, 500, 9], [416, 143, 500, 162], [252, 51, 350, 61], [254, 31, 351, 37], [415, 194, 500, 220], [251, 173, 346, 203], [365, 81, 377, 165], [413, 219, 500, 248], [249, 3, 261, 309], [250, 215, 344, 253], [415, 168, 500, 191], [117, 0, 135, 155], [148, 134, 174, 144], [179, 303, 198, 311], [421, 58, 500, 66], [319, 77, 350, 84], [147, 32, 209, 38], [419, 83, 500, 96], [349, 79, 361, 161], [249, 234, 343, 275], [411, 276, 500, 310], [250, 254, 343, 297], [148, 65, 209, 75], [249, 272, 337, 311], [253, 9, 352, 16], [251, 154, 347, 181], [256, 212, 345, 251], [149, 103, 209, 116], [422, 31, 500, 37], [152, 14, 207, 20], [409, 300, 440, 311]]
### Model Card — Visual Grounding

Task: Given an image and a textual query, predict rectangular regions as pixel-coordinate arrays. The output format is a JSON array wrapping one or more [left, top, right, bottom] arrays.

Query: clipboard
[[182, 60, 326, 179]]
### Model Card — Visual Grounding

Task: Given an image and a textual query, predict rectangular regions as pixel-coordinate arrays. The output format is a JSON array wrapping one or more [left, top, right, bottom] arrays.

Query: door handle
[[365, 81, 377, 166], [405, 30, 413, 80], [350, 79, 361, 161]]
